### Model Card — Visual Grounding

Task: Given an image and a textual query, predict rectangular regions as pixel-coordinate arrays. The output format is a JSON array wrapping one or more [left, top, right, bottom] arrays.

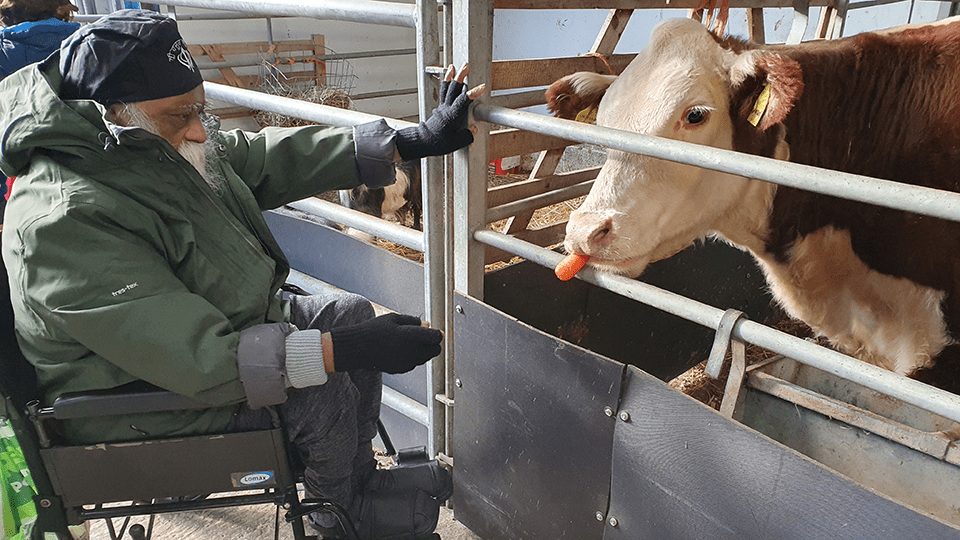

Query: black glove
[[395, 79, 474, 161], [330, 313, 443, 374]]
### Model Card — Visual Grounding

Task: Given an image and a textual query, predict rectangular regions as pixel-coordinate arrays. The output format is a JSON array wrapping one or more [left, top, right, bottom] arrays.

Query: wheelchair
[[0, 248, 390, 540]]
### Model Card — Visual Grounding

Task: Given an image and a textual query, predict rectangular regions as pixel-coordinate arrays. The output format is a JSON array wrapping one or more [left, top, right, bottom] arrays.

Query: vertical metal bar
[[452, 0, 492, 299], [417, 0, 444, 460], [440, 0, 456, 464]]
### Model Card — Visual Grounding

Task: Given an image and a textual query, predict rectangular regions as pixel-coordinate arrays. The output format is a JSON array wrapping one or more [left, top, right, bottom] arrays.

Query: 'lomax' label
[[230, 470, 276, 488]]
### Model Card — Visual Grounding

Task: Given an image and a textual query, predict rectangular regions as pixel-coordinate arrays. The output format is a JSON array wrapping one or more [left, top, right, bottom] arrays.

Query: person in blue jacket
[[0, 0, 79, 79], [0, 0, 79, 223]]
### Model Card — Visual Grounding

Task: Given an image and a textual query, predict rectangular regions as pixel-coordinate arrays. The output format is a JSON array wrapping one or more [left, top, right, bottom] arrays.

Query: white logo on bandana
[[167, 39, 197, 72]]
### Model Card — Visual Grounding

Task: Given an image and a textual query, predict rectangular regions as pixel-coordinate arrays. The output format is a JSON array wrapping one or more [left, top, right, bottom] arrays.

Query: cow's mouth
[[586, 253, 649, 278]]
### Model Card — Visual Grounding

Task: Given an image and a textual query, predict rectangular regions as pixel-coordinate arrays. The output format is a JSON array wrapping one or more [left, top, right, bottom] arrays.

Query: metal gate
[[143, 1, 960, 538]]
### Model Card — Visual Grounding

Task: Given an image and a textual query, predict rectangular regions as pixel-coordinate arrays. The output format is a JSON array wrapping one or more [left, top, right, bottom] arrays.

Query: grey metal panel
[[264, 209, 429, 449], [453, 293, 624, 540], [606, 366, 960, 540], [742, 387, 960, 527], [264, 209, 424, 317], [43, 430, 292, 507]]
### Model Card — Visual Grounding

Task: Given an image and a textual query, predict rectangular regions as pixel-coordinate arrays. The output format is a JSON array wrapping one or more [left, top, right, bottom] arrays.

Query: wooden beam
[[591, 9, 633, 57], [188, 40, 321, 58], [488, 129, 574, 161], [205, 73, 315, 88], [748, 8, 766, 43], [488, 167, 600, 208], [205, 106, 255, 119], [503, 148, 566, 234], [312, 34, 327, 86], [484, 222, 569, 265], [492, 55, 634, 90], [496, 0, 835, 8], [815, 6, 837, 39]]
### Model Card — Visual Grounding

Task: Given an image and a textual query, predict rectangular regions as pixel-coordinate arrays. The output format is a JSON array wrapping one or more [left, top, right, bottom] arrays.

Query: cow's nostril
[[587, 219, 613, 246]]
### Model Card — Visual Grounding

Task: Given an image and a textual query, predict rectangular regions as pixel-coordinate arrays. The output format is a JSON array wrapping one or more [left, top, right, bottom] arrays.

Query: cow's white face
[[564, 18, 776, 278]]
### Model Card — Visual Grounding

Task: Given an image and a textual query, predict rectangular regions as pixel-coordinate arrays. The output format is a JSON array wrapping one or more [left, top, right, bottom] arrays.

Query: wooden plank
[[815, 6, 837, 39], [206, 73, 314, 88], [198, 44, 246, 88], [200, 44, 227, 62], [189, 40, 320, 58], [496, 0, 835, 8], [487, 167, 599, 208], [217, 68, 246, 88], [492, 55, 633, 91], [205, 106, 256, 119], [512, 222, 567, 250], [748, 8, 766, 43], [591, 9, 633, 57], [488, 129, 574, 161], [312, 34, 327, 86], [483, 221, 569, 265], [503, 148, 566, 234]]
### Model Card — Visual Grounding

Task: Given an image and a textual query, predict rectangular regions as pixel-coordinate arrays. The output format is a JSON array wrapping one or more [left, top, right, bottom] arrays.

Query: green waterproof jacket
[[0, 58, 397, 443]]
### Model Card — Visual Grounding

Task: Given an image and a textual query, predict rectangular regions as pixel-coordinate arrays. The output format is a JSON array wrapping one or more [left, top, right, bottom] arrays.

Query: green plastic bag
[[0, 417, 37, 540]]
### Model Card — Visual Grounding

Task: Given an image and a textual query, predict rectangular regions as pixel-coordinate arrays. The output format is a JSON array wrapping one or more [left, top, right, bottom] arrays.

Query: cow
[[546, 17, 960, 393], [339, 159, 422, 231]]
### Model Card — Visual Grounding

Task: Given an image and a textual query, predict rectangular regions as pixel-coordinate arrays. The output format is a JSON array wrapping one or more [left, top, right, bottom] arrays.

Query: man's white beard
[[111, 104, 224, 193]]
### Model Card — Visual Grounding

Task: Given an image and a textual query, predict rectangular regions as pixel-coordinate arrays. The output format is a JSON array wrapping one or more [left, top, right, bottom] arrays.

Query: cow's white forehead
[[597, 18, 733, 134]]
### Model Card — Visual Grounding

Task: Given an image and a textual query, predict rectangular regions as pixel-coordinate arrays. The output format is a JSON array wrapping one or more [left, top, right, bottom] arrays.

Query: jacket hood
[[0, 54, 109, 177]]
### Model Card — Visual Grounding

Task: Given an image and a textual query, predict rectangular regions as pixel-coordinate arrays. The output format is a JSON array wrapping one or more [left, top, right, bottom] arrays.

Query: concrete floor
[[87, 497, 482, 540]]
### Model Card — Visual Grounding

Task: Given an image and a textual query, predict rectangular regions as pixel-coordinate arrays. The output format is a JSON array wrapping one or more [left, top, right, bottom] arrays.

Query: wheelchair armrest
[[52, 381, 211, 419]]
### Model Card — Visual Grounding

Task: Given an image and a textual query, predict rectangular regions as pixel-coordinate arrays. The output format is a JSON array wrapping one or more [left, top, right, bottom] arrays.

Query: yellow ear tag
[[575, 106, 598, 124], [747, 84, 771, 127]]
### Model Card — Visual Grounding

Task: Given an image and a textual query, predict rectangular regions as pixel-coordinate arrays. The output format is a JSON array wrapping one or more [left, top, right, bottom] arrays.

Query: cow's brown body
[[740, 21, 960, 390], [548, 18, 960, 393]]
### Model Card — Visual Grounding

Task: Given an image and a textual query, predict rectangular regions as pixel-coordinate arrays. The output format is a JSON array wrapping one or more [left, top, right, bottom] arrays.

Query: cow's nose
[[588, 218, 613, 246], [568, 213, 614, 254]]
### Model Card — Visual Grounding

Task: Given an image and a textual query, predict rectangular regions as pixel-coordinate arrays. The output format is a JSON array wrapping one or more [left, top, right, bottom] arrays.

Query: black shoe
[[307, 488, 442, 540], [353, 488, 441, 540], [363, 460, 453, 503]]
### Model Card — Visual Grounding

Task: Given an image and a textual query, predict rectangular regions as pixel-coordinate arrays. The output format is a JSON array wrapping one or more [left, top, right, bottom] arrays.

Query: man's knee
[[336, 293, 375, 324], [288, 291, 375, 331]]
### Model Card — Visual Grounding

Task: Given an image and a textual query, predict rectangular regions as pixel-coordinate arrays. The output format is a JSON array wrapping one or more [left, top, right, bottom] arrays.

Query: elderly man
[[0, 10, 482, 540]]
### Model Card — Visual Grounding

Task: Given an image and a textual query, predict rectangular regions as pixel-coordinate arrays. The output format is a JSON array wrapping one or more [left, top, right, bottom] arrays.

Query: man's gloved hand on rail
[[395, 63, 486, 160]]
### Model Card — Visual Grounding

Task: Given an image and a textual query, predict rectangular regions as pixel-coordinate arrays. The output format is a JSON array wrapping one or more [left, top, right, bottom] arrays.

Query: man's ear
[[545, 72, 618, 120], [729, 51, 804, 132]]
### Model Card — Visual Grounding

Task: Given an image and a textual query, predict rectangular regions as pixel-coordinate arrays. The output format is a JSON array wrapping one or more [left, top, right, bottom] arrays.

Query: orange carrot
[[554, 252, 589, 281]]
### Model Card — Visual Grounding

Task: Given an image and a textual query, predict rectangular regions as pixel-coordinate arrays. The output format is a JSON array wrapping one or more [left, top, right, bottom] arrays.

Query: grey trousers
[[227, 292, 382, 508]]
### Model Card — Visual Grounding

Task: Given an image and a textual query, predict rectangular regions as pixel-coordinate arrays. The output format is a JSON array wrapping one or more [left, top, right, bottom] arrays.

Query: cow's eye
[[684, 107, 709, 126]]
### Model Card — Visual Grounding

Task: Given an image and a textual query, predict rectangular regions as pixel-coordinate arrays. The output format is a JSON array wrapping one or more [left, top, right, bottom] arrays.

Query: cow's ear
[[546, 72, 618, 120], [729, 52, 803, 131]]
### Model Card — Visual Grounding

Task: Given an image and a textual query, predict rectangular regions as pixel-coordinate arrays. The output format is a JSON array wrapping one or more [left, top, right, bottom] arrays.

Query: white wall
[[174, 8, 420, 120], [492, 2, 956, 114], [76, 3, 421, 120], [492, 2, 956, 61], [77, 2, 956, 122]]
